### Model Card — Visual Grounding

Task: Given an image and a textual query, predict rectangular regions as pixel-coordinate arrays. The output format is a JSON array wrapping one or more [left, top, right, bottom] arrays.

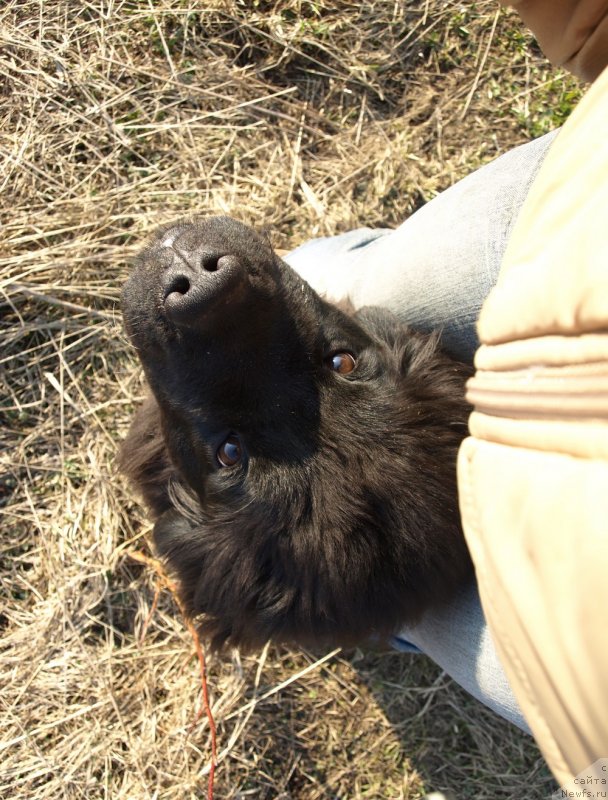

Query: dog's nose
[[161, 244, 246, 330]]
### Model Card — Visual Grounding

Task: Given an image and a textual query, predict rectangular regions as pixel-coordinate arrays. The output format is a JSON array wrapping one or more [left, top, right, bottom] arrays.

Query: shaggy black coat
[[119, 216, 473, 651]]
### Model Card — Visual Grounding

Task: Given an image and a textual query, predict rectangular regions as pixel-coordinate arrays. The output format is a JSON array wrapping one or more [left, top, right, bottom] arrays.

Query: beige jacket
[[502, 0, 608, 81], [459, 6, 608, 788]]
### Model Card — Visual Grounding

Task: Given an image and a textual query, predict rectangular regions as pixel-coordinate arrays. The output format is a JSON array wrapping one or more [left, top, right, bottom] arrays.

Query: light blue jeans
[[286, 130, 560, 732]]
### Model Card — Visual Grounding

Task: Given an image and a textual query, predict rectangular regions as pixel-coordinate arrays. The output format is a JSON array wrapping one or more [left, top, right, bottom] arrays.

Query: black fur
[[119, 216, 472, 651]]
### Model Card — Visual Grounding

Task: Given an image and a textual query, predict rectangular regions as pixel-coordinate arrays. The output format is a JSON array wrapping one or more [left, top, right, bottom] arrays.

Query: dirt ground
[[1, 1, 581, 798]]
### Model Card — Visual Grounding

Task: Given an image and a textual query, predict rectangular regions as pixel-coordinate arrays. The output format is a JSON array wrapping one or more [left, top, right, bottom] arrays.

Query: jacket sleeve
[[458, 65, 608, 788], [502, 0, 608, 81]]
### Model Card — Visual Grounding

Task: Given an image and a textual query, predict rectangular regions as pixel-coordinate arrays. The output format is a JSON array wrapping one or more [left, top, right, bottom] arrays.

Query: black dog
[[119, 216, 472, 651]]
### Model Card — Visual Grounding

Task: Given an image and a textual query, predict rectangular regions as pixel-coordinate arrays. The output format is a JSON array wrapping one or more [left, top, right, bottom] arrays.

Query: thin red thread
[[186, 616, 217, 800], [128, 549, 217, 800]]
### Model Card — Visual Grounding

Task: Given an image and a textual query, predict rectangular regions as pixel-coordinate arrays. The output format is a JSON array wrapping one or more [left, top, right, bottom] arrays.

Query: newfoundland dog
[[119, 216, 472, 651]]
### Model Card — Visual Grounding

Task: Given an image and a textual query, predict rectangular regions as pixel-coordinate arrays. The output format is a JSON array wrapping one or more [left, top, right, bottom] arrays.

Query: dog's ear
[[152, 509, 203, 618], [153, 508, 195, 551], [351, 306, 415, 350], [117, 395, 175, 517]]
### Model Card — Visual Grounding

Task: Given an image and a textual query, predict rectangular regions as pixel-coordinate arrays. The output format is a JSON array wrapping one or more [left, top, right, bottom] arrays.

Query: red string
[[186, 616, 217, 800], [128, 549, 217, 799]]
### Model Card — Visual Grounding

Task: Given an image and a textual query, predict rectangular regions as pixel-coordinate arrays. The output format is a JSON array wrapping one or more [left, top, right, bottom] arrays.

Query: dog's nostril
[[164, 274, 191, 299], [201, 255, 220, 272]]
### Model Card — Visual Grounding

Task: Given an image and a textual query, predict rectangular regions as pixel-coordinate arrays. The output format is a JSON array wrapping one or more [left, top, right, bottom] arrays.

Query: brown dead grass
[[1, 1, 580, 798]]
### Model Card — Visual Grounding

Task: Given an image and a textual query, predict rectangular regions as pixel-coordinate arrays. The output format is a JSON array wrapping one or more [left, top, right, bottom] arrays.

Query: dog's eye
[[326, 352, 356, 375], [217, 434, 242, 468]]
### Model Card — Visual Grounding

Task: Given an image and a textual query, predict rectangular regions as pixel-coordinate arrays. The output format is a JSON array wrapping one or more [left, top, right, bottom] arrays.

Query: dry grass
[[0, 1, 580, 797]]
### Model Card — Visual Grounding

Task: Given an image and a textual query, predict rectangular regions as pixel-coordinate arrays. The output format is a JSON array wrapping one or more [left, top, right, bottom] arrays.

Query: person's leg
[[286, 130, 559, 364], [285, 130, 559, 731], [392, 585, 531, 732]]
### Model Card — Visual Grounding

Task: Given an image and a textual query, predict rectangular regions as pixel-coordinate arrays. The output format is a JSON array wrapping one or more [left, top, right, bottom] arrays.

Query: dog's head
[[120, 216, 472, 650]]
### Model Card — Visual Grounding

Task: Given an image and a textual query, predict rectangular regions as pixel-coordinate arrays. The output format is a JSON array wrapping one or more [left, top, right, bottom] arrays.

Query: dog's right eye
[[326, 352, 356, 375], [217, 434, 242, 468]]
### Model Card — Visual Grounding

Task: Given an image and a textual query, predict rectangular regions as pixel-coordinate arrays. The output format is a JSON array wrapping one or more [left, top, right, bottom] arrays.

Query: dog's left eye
[[217, 434, 243, 468], [326, 352, 356, 375]]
